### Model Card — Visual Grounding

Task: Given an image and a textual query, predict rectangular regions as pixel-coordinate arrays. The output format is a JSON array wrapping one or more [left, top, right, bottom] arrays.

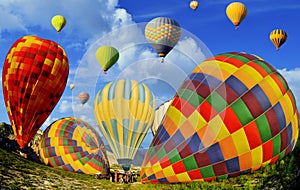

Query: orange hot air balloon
[[190, 1, 199, 11], [2, 35, 69, 149]]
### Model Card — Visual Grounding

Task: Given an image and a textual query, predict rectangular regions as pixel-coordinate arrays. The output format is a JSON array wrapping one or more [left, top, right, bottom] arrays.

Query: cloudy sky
[[0, 0, 299, 147]]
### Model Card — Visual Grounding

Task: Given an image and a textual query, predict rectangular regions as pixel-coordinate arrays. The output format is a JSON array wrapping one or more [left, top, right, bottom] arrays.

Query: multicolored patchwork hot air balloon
[[51, 15, 66, 33], [141, 52, 299, 183], [2, 35, 69, 149], [145, 17, 181, 62], [94, 79, 156, 171], [151, 100, 172, 136], [270, 29, 287, 50], [226, 2, 247, 29], [39, 117, 110, 175], [78, 92, 90, 105], [95, 46, 119, 74]]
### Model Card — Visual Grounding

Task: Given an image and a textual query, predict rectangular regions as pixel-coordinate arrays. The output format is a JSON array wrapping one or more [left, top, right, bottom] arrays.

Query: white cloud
[[278, 68, 300, 109]]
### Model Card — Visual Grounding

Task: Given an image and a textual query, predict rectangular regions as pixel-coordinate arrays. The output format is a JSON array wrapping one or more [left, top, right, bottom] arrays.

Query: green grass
[[1, 139, 300, 189]]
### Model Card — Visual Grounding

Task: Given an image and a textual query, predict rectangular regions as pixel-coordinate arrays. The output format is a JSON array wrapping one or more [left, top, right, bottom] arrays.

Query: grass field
[[1, 138, 300, 190]]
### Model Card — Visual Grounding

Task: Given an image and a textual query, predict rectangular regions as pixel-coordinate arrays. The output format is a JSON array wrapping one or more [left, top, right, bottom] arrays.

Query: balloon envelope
[[151, 100, 172, 136], [145, 17, 181, 59], [226, 2, 247, 29], [270, 29, 287, 50], [2, 35, 69, 148], [94, 79, 156, 171], [51, 15, 66, 32], [78, 92, 90, 105], [39, 117, 110, 175], [190, 1, 199, 11], [141, 52, 299, 183], [95, 46, 119, 73]]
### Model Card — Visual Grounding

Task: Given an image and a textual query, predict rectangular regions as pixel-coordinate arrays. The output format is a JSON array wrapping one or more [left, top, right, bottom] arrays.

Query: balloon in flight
[[78, 92, 90, 105], [51, 15, 66, 33], [190, 1, 199, 11], [226, 2, 247, 29], [94, 79, 156, 171], [2, 35, 69, 148], [95, 46, 119, 74], [145, 17, 181, 62], [269, 29, 287, 50]]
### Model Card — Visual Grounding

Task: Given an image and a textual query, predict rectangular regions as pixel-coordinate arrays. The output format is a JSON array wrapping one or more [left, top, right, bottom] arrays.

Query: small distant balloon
[[269, 29, 287, 50], [95, 46, 119, 74], [190, 1, 199, 11], [51, 15, 66, 33], [78, 92, 90, 105], [226, 2, 247, 29], [69, 84, 75, 90]]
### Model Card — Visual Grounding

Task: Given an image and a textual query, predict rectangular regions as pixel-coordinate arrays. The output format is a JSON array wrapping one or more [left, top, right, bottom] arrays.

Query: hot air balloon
[[78, 92, 90, 105], [39, 117, 110, 175], [70, 84, 75, 90], [95, 46, 119, 74], [2, 35, 69, 149], [51, 15, 66, 33], [94, 79, 156, 171], [190, 1, 199, 11], [141, 52, 299, 183], [145, 17, 182, 62], [270, 29, 287, 50], [151, 100, 172, 136], [226, 2, 247, 29]]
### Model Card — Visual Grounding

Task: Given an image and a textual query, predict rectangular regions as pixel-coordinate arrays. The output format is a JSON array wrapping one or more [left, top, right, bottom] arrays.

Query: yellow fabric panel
[[176, 172, 191, 182], [187, 110, 207, 131], [233, 64, 263, 89], [166, 106, 186, 127], [251, 146, 262, 167], [278, 93, 294, 126], [208, 115, 230, 140], [231, 129, 250, 155], [291, 113, 299, 149], [163, 165, 176, 177], [262, 160, 271, 167], [152, 163, 163, 173], [263, 75, 283, 102], [258, 79, 279, 106], [198, 61, 231, 82]]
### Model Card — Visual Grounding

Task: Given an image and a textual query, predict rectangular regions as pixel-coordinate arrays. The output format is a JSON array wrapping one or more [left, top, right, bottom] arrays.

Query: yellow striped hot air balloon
[[94, 79, 156, 171], [226, 2, 247, 29], [51, 15, 66, 33], [145, 17, 181, 62], [95, 46, 119, 74], [269, 29, 287, 50]]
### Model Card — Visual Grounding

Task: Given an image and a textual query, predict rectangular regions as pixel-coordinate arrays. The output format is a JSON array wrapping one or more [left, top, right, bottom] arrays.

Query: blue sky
[[0, 0, 299, 148]]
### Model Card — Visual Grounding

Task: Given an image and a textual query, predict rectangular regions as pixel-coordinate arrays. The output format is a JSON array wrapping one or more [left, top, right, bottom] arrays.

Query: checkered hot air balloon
[[145, 17, 181, 62], [39, 117, 110, 175], [2, 35, 69, 149], [141, 52, 299, 183]]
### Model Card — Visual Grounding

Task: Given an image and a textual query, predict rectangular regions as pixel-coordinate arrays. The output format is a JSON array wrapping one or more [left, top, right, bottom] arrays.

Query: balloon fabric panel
[[140, 52, 299, 183]]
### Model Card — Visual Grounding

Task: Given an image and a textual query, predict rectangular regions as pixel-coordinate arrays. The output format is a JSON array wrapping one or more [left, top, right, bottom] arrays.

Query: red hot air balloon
[[2, 35, 69, 149]]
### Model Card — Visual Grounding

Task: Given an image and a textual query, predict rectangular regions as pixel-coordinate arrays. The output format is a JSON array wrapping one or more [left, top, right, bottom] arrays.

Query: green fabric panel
[[253, 60, 273, 74], [278, 150, 286, 160], [183, 155, 198, 171], [200, 165, 215, 178], [207, 91, 228, 113], [272, 134, 281, 157], [216, 174, 228, 180], [50, 157, 57, 166], [157, 147, 167, 160], [148, 146, 156, 159], [222, 53, 250, 64], [231, 99, 253, 126], [168, 149, 181, 164], [177, 88, 204, 108], [255, 115, 272, 143]]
